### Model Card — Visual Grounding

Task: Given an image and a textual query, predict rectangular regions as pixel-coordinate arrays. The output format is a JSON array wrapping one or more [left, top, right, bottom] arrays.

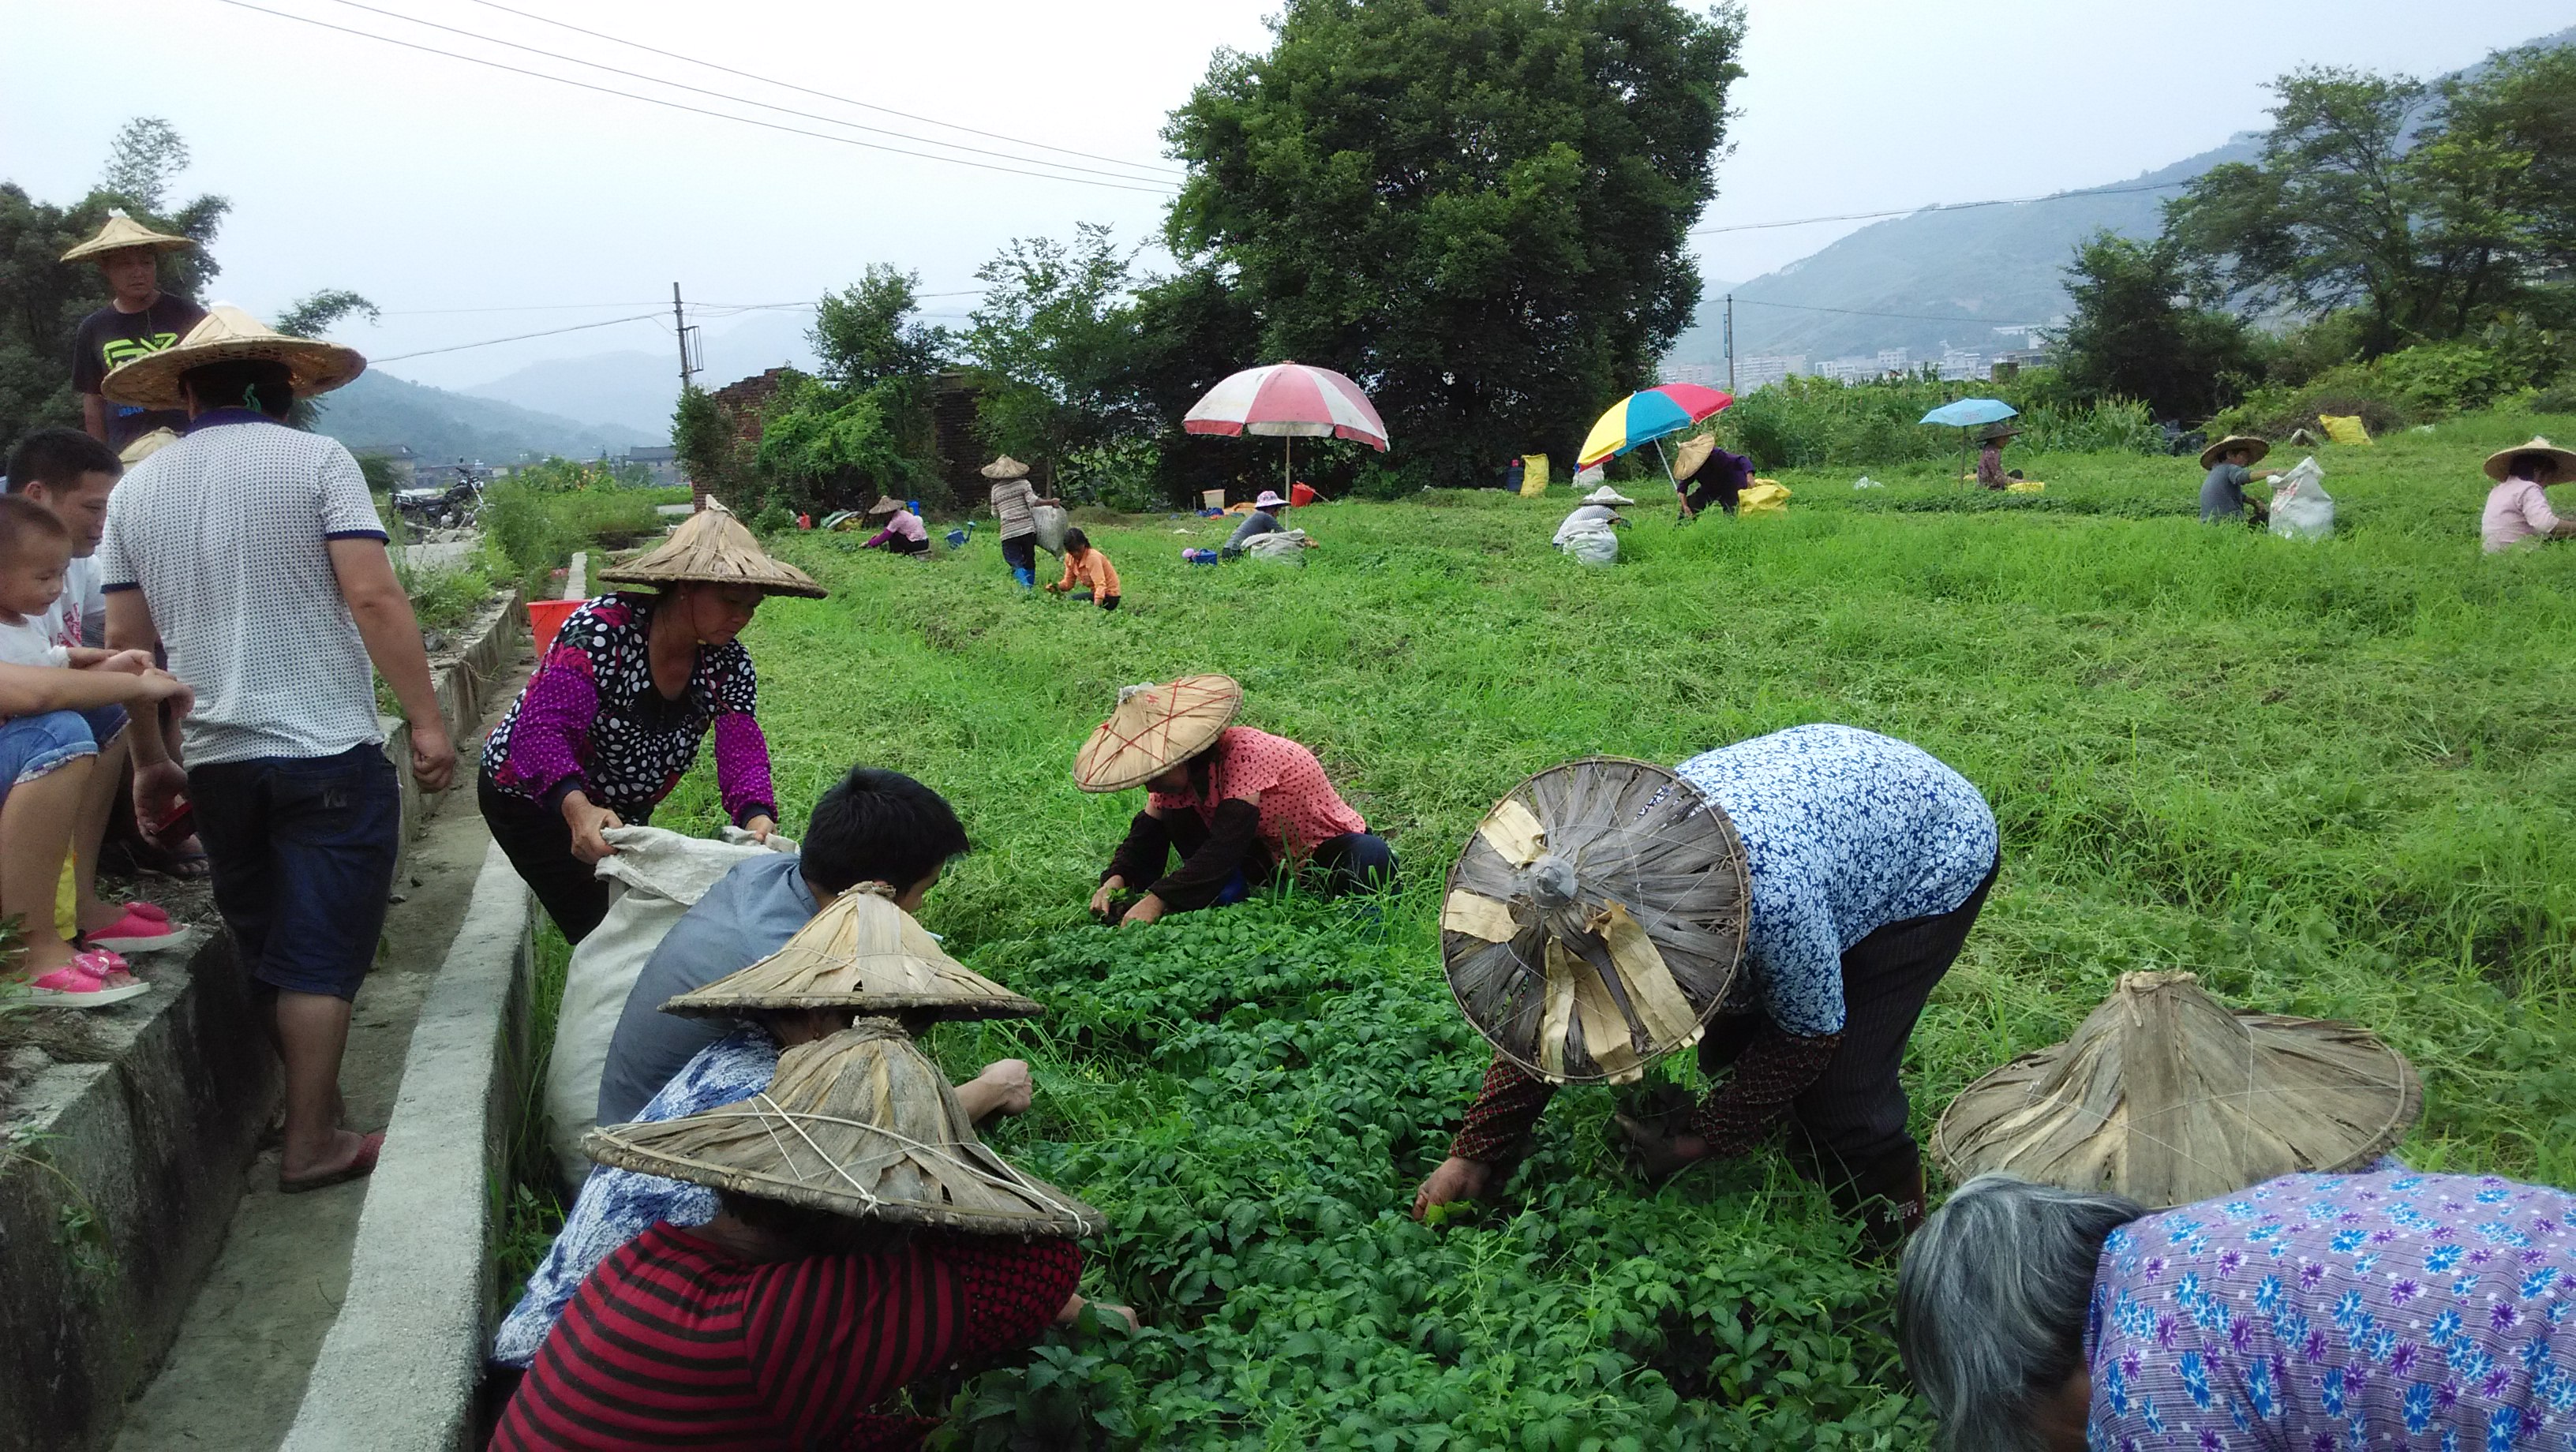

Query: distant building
[[622, 444, 681, 486], [1733, 354, 1804, 390], [1875, 348, 1912, 373], [1938, 346, 1986, 381], [1664, 363, 1724, 387], [1813, 355, 1881, 383]]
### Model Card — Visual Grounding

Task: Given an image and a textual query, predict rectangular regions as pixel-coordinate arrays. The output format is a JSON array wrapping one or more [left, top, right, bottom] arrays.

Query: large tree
[[1163, 0, 1743, 488], [2166, 46, 2575, 358], [2054, 233, 2263, 421]]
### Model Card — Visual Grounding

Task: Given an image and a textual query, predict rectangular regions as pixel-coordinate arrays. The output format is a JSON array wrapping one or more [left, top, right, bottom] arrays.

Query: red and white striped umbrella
[[1182, 361, 1390, 451]]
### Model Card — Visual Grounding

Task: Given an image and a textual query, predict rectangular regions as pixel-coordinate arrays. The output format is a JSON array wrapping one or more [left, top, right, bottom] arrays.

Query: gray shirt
[[2200, 462, 2255, 521], [1225, 510, 1282, 549], [595, 852, 818, 1125]]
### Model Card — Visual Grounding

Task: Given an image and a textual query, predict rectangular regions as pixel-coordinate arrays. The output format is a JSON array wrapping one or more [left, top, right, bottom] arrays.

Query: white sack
[[543, 823, 793, 1189], [1246, 530, 1309, 564], [1031, 503, 1070, 555], [2268, 455, 2334, 541], [1560, 526, 1619, 567]]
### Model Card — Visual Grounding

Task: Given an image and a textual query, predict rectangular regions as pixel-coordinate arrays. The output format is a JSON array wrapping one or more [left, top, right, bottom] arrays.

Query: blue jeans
[[1001, 534, 1038, 589], [79, 703, 126, 749], [189, 745, 399, 1000], [0, 710, 99, 808]]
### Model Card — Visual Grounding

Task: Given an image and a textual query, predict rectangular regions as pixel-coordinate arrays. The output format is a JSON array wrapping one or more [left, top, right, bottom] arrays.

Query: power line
[[370, 312, 664, 361], [315, 0, 1181, 189], [1690, 180, 2188, 236], [204, 0, 1181, 195], [457, 0, 1184, 180]]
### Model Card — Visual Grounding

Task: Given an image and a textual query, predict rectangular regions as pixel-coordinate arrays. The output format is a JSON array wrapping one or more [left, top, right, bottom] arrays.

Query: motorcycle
[[393, 471, 485, 531]]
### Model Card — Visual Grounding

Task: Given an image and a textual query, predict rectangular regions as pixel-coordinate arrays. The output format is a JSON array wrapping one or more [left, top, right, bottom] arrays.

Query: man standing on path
[[97, 306, 457, 1192], [984, 455, 1060, 589], [61, 211, 208, 450]]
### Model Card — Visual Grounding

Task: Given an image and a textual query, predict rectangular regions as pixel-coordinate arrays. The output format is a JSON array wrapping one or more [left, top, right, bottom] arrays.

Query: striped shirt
[[988, 479, 1039, 541], [492, 1222, 1081, 1450]]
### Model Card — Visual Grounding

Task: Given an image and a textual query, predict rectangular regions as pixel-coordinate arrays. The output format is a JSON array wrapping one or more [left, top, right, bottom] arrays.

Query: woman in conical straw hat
[[2480, 436, 2576, 552], [496, 788, 1052, 1373], [1076, 674, 1396, 926], [478, 501, 827, 943], [2196, 434, 2275, 527], [63, 209, 207, 449], [491, 1021, 1133, 1451], [1414, 725, 1998, 1252], [983, 455, 1062, 589]]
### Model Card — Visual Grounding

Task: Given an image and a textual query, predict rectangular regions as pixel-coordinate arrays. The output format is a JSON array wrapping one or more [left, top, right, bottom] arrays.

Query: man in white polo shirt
[[98, 306, 456, 1193]]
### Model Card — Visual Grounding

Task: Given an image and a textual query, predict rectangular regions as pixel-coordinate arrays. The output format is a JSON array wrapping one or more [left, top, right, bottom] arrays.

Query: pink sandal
[[88, 906, 188, 953], [24, 953, 149, 1009]]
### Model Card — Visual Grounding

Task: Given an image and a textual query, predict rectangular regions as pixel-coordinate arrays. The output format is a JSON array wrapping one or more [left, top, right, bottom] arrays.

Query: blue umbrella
[[1921, 399, 2021, 481], [1919, 399, 2019, 427]]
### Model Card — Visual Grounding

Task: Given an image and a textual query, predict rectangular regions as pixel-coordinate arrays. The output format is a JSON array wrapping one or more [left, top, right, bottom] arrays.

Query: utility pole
[[1724, 292, 1735, 393], [672, 282, 693, 391]]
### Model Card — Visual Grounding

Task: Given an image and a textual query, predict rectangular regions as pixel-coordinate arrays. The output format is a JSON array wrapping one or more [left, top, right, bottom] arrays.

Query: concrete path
[[109, 668, 527, 1452], [389, 538, 478, 571]]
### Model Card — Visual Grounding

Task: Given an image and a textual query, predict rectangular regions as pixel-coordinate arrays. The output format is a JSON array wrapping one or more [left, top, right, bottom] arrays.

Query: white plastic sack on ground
[[1031, 503, 1069, 555], [2268, 455, 2334, 541], [1560, 526, 1619, 567], [543, 823, 795, 1189], [1246, 530, 1309, 564], [1853, 476, 1884, 490]]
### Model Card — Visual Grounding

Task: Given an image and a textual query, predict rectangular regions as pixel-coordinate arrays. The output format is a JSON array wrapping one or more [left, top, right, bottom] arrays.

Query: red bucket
[[527, 598, 583, 658]]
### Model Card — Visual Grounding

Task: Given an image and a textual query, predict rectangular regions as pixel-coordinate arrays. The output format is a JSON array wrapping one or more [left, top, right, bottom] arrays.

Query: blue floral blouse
[[1673, 725, 1998, 1036], [490, 1027, 780, 1369], [2085, 1169, 2576, 1451]]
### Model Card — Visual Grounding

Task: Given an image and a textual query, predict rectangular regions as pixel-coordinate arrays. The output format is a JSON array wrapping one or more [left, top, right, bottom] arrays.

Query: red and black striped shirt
[[491, 1221, 1081, 1450]]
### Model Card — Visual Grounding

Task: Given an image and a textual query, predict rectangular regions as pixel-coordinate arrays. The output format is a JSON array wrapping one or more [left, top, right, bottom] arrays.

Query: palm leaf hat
[[586, 1020, 1099, 1234], [1443, 758, 1751, 1083], [1933, 971, 2421, 1209]]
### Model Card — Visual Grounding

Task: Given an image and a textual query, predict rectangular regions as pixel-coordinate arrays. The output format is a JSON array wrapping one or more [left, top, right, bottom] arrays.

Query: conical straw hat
[[1443, 758, 1750, 1085], [2484, 436, 2576, 485], [661, 884, 1041, 1020], [100, 304, 365, 410], [1670, 432, 1717, 483], [2198, 435, 2271, 470], [60, 208, 196, 263], [981, 455, 1031, 480], [1073, 675, 1242, 793], [1581, 485, 1634, 507], [1932, 971, 2421, 1210], [597, 499, 828, 599], [584, 1020, 1102, 1235], [118, 428, 181, 466], [867, 496, 905, 515]]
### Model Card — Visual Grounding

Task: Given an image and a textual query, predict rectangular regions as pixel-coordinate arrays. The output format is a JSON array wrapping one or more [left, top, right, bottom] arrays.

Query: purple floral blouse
[[2086, 1169, 2576, 1452], [482, 593, 775, 825]]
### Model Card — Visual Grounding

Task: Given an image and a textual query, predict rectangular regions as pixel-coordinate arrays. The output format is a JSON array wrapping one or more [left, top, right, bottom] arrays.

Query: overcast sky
[[7, 0, 2569, 391]]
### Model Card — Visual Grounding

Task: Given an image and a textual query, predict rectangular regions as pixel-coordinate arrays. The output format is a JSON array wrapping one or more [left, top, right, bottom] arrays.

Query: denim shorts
[[0, 710, 99, 806], [188, 744, 400, 999], [80, 703, 127, 749]]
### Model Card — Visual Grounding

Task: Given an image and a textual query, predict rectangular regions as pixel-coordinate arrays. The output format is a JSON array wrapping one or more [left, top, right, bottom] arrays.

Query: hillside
[[1669, 24, 2576, 372], [308, 368, 651, 462], [461, 310, 819, 436]]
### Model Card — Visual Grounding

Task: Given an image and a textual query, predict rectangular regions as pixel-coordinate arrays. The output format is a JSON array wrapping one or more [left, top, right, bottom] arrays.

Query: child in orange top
[[1046, 529, 1121, 611]]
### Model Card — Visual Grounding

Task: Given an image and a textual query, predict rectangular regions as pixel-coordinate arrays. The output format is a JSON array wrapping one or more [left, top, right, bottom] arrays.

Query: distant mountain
[[461, 311, 820, 436], [1671, 26, 2576, 372], [309, 368, 651, 462], [1665, 136, 2258, 369]]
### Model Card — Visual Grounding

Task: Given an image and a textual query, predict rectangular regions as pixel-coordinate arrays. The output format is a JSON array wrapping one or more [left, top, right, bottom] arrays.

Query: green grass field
[[628, 412, 2576, 1448]]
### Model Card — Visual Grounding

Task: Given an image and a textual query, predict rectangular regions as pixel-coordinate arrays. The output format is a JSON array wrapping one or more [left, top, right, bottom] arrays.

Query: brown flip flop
[[279, 1131, 385, 1194]]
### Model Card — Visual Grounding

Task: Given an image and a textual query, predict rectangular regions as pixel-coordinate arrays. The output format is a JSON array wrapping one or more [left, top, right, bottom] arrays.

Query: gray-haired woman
[[1897, 1169, 2576, 1452]]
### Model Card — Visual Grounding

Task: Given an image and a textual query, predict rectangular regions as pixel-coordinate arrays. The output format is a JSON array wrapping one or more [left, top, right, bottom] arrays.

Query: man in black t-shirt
[[62, 211, 208, 448]]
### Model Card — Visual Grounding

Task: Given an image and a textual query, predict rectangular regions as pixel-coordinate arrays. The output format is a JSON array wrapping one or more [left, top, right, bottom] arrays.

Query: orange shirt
[[1057, 547, 1120, 597]]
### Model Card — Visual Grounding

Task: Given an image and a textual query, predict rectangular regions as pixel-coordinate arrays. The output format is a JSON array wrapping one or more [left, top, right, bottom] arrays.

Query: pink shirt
[[883, 510, 927, 543], [1150, 726, 1368, 863], [2483, 477, 2563, 552]]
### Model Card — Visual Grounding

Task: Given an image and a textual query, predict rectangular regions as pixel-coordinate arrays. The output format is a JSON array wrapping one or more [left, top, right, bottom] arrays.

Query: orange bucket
[[527, 598, 583, 658]]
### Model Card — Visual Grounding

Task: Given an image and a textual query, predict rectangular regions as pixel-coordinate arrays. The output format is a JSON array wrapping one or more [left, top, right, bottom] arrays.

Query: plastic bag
[[1739, 481, 1792, 514], [1560, 526, 1619, 566], [1247, 530, 1308, 564], [1518, 453, 1551, 498], [2268, 456, 2334, 541], [1031, 503, 1069, 555], [1573, 462, 1606, 488], [1852, 476, 1884, 490], [2318, 414, 2372, 447], [543, 824, 796, 1190]]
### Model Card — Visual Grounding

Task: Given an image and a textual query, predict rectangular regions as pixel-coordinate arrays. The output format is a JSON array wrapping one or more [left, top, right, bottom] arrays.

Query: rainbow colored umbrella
[[1575, 383, 1735, 469]]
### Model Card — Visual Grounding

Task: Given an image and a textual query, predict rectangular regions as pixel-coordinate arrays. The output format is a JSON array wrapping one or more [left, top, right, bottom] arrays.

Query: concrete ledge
[[389, 586, 527, 879], [281, 843, 532, 1452], [0, 930, 276, 1452]]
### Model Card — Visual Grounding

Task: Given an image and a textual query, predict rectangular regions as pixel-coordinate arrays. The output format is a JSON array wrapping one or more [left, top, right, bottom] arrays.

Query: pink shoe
[[24, 959, 149, 1009], [124, 901, 171, 924], [88, 907, 188, 953]]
